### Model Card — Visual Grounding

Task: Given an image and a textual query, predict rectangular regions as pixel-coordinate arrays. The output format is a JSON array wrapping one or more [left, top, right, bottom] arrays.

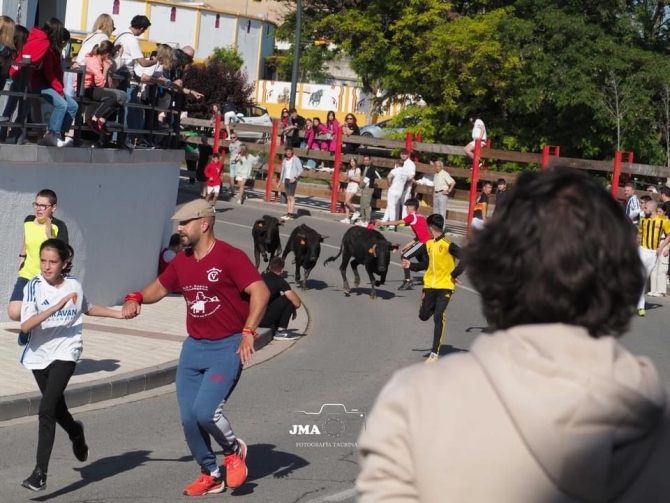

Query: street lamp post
[[289, 0, 302, 110]]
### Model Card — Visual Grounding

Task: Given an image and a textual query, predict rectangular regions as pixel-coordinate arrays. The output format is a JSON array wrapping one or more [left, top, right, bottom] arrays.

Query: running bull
[[252, 215, 283, 269], [324, 226, 399, 299], [282, 224, 327, 290]]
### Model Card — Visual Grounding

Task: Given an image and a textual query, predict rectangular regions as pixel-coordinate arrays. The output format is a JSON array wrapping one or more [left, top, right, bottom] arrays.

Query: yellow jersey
[[639, 216, 670, 250], [20, 216, 69, 280], [411, 236, 463, 290]]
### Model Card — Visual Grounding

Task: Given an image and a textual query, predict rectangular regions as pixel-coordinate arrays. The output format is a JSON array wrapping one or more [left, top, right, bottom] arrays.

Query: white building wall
[[197, 11, 236, 60], [236, 18, 261, 81], [0, 147, 180, 323], [148, 4, 196, 48], [87, 0, 146, 37], [64, 0, 83, 30]]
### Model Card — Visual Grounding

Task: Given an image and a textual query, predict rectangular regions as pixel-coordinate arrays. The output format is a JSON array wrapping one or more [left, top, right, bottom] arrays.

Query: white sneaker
[[280, 214, 290, 221], [648, 292, 660, 297], [62, 136, 74, 147], [425, 352, 439, 364], [236, 198, 242, 205], [356, 220, 368, 227], [340, 217, 351, 224], [352, 211, 360, 222]]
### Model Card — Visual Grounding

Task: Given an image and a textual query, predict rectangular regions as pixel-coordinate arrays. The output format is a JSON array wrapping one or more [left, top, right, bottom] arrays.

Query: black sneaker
[[21, 467, 46, 492], [398, 280, 414, 291], [71, 420, 89, 462]]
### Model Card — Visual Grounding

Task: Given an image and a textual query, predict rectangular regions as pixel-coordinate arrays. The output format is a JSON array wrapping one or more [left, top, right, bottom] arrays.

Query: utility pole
[[289, 0, 302, 110]]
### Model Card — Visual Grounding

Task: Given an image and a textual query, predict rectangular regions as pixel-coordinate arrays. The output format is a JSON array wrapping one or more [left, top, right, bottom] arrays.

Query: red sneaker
[[223, 439, 248, 488], [182, 472, 224, 496]]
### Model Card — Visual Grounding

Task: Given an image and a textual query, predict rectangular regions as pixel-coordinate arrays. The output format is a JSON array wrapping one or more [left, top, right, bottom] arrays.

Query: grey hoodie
[[357, 324, 670, 502]]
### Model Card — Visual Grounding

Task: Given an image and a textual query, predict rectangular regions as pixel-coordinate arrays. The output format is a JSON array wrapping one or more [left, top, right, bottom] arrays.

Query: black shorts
[[401, 241, 426, 261], [284, 179, 298, 197], [10, 276, 29, 302]]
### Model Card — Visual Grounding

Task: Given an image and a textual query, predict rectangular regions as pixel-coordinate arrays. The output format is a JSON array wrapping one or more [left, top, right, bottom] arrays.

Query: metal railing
[[0, 55, 183, 148]]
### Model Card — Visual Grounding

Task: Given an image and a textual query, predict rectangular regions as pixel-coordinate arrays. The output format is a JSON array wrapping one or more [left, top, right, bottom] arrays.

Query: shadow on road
[[232, 443, 310, 495], [74, 358, 121, 376], [31, 450, 152, 501], [297, 279, 329, 291]]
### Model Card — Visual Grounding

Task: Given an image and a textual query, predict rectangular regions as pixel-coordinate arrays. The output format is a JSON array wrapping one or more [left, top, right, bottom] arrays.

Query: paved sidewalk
[[0, 293, 309, 422]]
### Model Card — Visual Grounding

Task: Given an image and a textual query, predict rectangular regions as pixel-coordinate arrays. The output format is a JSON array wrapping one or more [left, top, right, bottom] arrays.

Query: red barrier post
[[330, 127, 344, 213], [483, 139, 491, 170], [467, 140, 482, 236], [541, 145, 561, 170], [265, 120, 279, 202], [611, 151, 622, 199], [213, 112, 222, 153], [405, 132, 413, 154]]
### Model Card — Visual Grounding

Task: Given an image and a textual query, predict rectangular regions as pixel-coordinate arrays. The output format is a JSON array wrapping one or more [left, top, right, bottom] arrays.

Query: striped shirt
[[626, 195, 642, 225], [639, 216, 670, 250]]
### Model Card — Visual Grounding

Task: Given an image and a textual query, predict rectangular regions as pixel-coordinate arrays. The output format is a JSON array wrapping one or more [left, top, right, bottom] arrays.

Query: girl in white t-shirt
[[19, 239, 125, 492], [341, 157, 361, 224]]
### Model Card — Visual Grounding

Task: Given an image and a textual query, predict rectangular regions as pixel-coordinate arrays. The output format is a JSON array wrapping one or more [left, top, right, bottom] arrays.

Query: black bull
[[323, 227, 399, 299], [252, 215, 283, 268], [282, 224, 327, 290]]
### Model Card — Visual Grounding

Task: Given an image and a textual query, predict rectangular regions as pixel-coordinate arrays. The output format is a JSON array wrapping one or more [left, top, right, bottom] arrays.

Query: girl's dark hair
[[14, 25, 28, 53], [41, 18, 66, 54], [40, 239, 74, 275], [91, 40, 114, 56], [464, 167, 643, 337]]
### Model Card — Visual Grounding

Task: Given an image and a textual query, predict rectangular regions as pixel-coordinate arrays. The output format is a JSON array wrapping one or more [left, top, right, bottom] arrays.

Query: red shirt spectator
[[204, 160, 223, 188], [404, 213, 431, 243]]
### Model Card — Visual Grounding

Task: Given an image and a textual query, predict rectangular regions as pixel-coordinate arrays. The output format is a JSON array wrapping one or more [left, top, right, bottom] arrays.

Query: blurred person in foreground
[[357, 167, 670, 503]]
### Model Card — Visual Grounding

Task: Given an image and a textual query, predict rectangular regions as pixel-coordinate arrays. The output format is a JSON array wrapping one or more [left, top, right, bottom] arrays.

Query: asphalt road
[[1, 198, 669, 503]]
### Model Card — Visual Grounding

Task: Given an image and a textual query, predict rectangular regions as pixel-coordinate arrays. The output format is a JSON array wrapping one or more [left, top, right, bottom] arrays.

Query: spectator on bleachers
[[68, 13, 115, 97], [0, 24, 27, 138], [308, 116, 328, 150], [113, 15, 154, 148], [342, 113, 360, 154], [233, 144, 259, 205], [325, 110, 339, 152], [15, 18, 78, 147], [0, 15, 17, 88], [135, 44, 175, 146], [81, 41, 125, 135], [303, 118, 313, 149]]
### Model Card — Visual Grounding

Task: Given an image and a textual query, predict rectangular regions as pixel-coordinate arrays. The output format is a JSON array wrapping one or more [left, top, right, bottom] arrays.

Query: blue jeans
[[40, 88, 78, 134], [176, 334, 243, 474]]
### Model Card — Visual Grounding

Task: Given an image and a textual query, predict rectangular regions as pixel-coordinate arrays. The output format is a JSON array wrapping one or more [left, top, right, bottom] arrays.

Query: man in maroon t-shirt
[[122, 199, 270, 497], [375, 198, 431, 290]]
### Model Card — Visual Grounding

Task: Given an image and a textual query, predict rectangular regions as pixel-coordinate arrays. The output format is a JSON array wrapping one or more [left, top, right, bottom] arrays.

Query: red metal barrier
[[611, 151, 634, 199], [541, 145, 561, 170], [265, 120, 279, 202], [467, 140, 483, 236], [405, 132, 413, 155], [330, 127, 344, 213], [213, 112, 222, 153]]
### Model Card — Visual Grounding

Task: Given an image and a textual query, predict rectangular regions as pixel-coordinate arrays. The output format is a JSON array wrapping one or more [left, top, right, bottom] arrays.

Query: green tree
[[209, 46, 244, 72]]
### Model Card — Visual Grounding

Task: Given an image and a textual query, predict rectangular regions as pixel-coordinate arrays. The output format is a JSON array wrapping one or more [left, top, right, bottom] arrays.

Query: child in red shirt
[[204, 153, 224, 205]]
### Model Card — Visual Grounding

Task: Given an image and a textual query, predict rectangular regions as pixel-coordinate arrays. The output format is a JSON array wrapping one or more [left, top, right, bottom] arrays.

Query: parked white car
[[229, 104, 273, 141]]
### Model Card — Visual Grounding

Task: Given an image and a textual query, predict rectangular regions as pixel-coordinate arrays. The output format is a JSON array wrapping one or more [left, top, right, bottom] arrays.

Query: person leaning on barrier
[[358, 166, 670, 503], [0, 24, 27, 137], [0, 15, 16, 84]]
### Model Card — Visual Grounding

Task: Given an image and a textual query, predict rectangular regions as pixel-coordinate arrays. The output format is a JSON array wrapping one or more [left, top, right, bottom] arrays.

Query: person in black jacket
[[493, 178, 510, 215]]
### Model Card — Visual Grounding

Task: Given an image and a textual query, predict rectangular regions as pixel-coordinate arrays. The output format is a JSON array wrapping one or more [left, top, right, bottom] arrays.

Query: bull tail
[[323, 243, 343, 267]]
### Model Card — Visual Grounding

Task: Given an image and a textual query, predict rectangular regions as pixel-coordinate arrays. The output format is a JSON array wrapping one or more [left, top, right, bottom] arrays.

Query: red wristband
[[124, 292, 144, 304], [242, 328, 258, 339]]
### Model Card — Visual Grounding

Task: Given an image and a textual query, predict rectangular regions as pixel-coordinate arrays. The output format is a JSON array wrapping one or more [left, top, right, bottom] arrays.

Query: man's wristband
[[242, 328, 259, 339], [124, 292, 144, 304], [19, 254, 26, 258]]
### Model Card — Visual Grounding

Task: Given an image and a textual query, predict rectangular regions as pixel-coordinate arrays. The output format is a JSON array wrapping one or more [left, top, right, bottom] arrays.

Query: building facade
[[0, 0, 67, 29], [64, 0, 276, 82]]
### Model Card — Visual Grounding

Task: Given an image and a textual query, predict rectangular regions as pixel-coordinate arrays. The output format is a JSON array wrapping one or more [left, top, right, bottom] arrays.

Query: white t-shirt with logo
[[471, 119, 487, 140], [113, 30, 144, 77], [20, 275, 91, 370]]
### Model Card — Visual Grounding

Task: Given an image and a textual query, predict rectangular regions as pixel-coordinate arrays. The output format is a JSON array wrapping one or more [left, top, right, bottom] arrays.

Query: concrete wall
[[0, 146, 181, 323]]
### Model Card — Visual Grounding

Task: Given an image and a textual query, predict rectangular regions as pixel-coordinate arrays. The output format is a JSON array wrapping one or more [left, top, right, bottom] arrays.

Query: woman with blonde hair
[[233, 144, 259, 205], [0, 15, 16, 75], [76, 13, 114, 65]]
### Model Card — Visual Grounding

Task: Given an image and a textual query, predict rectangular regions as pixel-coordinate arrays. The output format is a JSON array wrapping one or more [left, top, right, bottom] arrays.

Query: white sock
[[210, 468, 221, 478]]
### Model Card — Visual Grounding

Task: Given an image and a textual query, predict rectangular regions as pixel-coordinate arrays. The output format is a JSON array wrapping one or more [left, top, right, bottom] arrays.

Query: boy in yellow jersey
[[8, 190, 69, 342], [637, 200, 670, 316], [402, 214, 463, 363]]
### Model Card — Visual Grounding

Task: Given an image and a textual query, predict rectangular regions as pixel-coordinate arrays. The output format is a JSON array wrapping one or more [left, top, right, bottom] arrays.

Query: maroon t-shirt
[[158, 240, 262, 340]]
